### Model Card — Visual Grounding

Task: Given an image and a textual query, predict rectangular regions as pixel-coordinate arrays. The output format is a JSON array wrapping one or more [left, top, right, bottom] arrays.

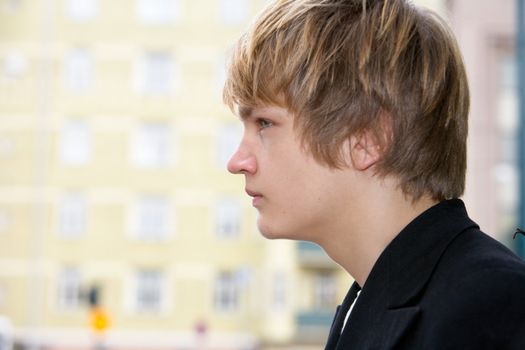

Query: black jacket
[[325, 199, 525, 349]]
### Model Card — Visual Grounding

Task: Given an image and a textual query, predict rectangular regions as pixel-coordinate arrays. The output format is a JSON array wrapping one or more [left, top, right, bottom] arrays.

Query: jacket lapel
[[333, 199, 478, 349], [335, 303, 421, 349], [325, 283, 361, 350], [378, 306, 421, 348]]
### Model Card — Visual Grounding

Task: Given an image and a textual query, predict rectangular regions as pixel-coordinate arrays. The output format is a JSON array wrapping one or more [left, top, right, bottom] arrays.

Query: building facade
[[0, 0, 349, 349], [0, 0, 519, 349], [448, 0, 520, 250]]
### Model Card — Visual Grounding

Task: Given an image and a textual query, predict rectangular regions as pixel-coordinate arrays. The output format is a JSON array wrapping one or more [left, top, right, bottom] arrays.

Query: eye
[[256, 118, 273, 130]]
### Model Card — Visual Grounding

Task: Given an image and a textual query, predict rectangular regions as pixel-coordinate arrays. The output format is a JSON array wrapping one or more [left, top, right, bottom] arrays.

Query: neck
[[316, 178, 437, 287]]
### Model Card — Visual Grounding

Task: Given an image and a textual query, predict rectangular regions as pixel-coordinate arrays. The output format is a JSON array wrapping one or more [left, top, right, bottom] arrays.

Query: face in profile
[[227, 105, 359, 243]]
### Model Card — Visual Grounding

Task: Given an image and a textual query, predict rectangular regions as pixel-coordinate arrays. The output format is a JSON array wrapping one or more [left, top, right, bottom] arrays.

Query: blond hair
[[223, 0, 470, 201]]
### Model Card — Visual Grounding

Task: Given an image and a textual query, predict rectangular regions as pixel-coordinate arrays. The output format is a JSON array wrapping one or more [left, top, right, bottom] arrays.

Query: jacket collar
[[325, 283, 361, 350], [327, 199, 479, 349], [368, 198, 479, 309]]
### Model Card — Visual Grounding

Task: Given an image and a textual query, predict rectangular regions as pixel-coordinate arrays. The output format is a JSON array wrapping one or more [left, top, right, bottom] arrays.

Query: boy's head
[[223, 0, 469, 202]]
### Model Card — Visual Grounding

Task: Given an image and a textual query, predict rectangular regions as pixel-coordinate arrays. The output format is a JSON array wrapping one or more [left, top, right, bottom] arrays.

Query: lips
[[246, 189, 262, 198], [245, 189, 263, 207]]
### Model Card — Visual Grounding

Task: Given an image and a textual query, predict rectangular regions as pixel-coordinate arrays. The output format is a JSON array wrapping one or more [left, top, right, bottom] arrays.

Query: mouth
[[246, 189, 262, 198], [245, 189, 263, 207]]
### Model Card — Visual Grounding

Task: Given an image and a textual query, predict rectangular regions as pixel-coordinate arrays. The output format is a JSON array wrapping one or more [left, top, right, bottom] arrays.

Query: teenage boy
[[224, 0, 525, 348]]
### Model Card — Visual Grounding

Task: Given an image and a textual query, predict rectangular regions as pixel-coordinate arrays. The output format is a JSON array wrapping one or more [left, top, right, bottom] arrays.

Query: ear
[[349, 131, 382, 171]]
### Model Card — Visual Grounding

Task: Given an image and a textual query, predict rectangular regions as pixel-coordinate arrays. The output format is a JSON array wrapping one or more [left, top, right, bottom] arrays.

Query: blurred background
[[0, 0, 523, 349]]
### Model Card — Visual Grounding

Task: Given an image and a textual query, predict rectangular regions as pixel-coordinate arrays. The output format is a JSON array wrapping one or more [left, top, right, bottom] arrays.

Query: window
[[135, 52, 174, 95], [217, 124, 241, 167], [136, 0, 180, 24], [0, 282, 5, 308], [214, 271, 239, 312], [60, 120, 91, 166], [493, 48, 519, 236], [3, 50, 27, 78], [0, 136, 14, 158], [220, 0, 248, 25], [135, 269, 164, 312], [272, 271, 287, 311], [215, 54, 228, 90], [64, 48, 93, 92], [0, 210, 9, 233], [131, 123, 171, 167], [57, 267, 82, 310], [59, 193, 86, 238], [215, 198, 240, 239], [132, 195, 171, 240], [4, 0, 22, 13], [66, 0, 97, 22], [313, 272, 336, 310]]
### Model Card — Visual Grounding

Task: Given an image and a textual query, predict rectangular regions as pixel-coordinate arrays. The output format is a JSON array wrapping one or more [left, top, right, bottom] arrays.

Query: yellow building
[[3, 0, 486, 349], [0, 0, 351, 349]]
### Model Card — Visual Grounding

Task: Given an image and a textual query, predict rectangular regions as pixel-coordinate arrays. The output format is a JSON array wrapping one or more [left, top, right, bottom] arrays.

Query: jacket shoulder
[[420, 228, 525, 349]]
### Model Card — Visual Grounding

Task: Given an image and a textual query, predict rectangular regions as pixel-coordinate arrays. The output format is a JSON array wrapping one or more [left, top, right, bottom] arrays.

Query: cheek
[[271, 157, 330, 208]]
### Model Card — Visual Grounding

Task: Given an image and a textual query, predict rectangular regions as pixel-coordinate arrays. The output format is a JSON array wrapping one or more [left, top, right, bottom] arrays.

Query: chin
[[256, 218, 303, 241], [257, 224, 281, 240]]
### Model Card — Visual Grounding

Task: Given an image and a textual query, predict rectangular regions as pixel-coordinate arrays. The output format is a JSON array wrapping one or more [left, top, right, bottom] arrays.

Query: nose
[[227, 140, 257, 175]]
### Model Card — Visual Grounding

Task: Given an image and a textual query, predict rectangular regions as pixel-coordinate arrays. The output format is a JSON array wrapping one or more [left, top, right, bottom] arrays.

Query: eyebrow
[[238, 106, 254, 121]]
